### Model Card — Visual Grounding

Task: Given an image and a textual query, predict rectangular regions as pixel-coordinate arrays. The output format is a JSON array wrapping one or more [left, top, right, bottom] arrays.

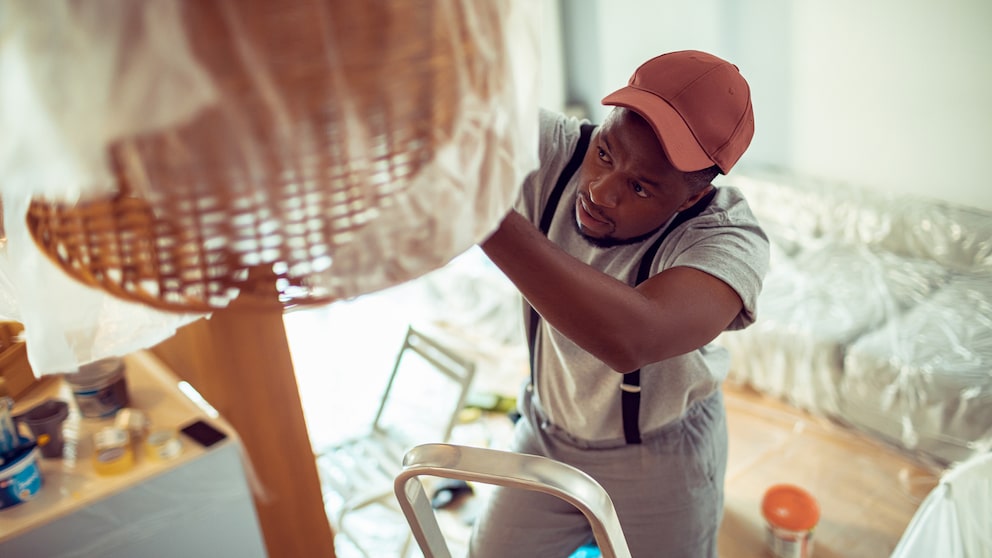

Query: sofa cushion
[[840, 273, 992, 466], [720, 239, 950, 418]]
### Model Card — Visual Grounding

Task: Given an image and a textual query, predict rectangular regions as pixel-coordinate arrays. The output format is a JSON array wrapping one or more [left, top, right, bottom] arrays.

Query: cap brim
[[602, 87, 715, 173]]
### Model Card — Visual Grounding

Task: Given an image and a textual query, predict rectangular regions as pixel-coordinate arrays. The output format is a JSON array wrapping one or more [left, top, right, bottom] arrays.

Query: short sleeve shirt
[[516, 109, 770, 444]]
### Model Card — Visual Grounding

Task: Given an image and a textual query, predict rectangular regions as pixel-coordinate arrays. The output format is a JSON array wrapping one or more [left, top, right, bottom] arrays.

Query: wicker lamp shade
[[24, 0, 529, 313]]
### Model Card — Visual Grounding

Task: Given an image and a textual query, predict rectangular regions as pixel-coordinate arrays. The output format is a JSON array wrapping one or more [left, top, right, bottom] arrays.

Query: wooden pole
[[152, 297, 336, 558]]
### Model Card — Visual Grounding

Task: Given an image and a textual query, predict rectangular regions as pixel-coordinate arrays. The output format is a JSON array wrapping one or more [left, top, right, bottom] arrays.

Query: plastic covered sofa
[[717, 169, 992, 467]]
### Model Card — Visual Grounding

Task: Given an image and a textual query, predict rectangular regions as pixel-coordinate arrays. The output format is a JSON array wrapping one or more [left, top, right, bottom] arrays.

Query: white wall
[[538, 0, 567, 111], [556, 0, 992, 212]]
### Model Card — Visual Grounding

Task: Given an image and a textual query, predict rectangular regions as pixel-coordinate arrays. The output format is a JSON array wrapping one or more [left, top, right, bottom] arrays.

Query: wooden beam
[[152, 300, 335, 558]]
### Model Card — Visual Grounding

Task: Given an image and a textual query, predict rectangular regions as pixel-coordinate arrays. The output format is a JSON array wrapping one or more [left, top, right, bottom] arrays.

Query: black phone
[[179, 419, 228, 448]]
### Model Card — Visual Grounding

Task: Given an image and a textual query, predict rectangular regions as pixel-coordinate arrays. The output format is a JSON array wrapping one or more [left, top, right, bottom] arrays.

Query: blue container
[[0, 441, 43, 509]]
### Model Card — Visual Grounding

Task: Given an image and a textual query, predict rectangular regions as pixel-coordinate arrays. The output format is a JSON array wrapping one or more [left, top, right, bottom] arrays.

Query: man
[[471, 50, 769, 557]]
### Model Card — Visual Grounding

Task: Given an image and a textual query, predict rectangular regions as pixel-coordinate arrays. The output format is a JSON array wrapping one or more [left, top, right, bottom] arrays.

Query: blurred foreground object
[[0, 322, 39, 400], [0, 0, 540, 372], [890, 451, 992, 558]]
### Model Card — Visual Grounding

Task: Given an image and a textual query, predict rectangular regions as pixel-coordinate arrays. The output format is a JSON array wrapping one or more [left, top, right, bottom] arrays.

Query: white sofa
[[718, 169, 992, 467]]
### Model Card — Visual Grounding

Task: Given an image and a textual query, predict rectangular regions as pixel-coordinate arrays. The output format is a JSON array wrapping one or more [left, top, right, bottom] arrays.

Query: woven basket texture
[[27, 0, 513, 312]]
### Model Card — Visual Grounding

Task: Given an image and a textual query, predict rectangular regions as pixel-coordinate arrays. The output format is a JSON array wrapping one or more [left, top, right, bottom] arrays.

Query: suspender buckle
[[619, 383, 641, 393]]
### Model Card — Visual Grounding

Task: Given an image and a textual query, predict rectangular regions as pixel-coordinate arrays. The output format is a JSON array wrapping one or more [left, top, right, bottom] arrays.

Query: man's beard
[[573, 208, 664, 249]]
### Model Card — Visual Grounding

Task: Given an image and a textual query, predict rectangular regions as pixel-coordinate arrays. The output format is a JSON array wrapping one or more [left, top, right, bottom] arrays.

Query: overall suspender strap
[[528, 123, 595, 379], [620, 186, 718, 444]]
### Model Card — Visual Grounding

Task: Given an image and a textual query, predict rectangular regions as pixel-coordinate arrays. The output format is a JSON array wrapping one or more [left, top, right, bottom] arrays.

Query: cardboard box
[[0, 322, 39, 400]]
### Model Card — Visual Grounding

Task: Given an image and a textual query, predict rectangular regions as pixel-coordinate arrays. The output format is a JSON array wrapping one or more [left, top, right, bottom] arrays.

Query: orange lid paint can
[[761, 484, 820, 558]]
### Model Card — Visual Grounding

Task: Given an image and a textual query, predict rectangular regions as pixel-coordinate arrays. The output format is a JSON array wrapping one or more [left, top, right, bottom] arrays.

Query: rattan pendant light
[[23, 0, 535, 313]]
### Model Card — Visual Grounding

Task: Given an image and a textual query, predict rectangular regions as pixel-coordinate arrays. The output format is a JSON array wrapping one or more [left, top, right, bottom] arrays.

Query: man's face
[[574, 108, 701, 247]]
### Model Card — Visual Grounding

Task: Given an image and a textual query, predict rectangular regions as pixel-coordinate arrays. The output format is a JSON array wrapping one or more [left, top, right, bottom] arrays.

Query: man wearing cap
[[472, 50, 769, 557]]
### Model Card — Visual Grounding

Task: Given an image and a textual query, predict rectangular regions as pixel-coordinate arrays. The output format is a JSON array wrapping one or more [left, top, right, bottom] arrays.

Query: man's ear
[[677, 185, 713, 212]]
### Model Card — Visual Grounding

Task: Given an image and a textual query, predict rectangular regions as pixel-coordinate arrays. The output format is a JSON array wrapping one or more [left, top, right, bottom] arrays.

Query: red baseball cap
[[602, 50, 754, 174]]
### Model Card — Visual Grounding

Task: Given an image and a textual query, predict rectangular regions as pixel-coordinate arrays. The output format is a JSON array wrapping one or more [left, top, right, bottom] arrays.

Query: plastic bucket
[[0, 442, 43, 509], [64, 357, 129, 418], [761, 484, 820, 558], [16, 399, 70, 458]]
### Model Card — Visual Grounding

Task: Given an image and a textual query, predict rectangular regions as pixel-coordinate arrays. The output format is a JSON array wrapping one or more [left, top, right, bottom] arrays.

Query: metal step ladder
[[394, 443, 632, 558]]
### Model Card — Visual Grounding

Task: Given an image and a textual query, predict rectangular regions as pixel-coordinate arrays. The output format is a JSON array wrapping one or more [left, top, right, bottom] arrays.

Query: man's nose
[[588, 175, 621, 208]]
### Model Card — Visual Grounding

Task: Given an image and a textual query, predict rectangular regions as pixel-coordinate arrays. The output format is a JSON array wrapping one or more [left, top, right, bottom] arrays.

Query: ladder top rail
[[394, 443, 632, 558]]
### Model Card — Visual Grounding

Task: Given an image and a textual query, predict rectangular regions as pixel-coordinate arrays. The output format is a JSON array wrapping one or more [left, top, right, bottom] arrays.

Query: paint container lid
[[114, 408, 150, 440], [762, 484, 820, 532], [64, 358, 125, 390]]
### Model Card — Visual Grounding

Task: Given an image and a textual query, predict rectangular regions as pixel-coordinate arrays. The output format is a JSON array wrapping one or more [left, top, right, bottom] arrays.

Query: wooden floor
[[718, 382, 940, 558]]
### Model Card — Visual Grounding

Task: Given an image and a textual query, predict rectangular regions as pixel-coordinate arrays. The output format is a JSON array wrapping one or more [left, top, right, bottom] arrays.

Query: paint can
[[761, 484, 820, 558], [64, 358, 129, 418], [0, 442, 42, 509]]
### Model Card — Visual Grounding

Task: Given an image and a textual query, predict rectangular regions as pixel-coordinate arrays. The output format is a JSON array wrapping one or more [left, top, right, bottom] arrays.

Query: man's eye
[[597, 148, 610, 162], [632, 182, 648, 197]]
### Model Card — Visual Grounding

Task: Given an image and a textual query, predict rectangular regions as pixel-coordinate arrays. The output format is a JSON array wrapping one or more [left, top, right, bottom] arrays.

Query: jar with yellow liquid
[[93, 427, 134, 475]]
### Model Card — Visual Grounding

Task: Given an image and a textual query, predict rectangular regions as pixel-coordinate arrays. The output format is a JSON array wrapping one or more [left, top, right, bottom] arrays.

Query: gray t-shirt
[[515, 109, 769, 444]]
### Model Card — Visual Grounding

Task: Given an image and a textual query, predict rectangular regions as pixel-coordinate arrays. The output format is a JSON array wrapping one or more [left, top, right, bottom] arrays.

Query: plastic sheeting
[[720, 240, 950, 419], [890, 451, 992, 557], [0, 0, 541, 374], [718, 169, 992, 467], [842, 274, 992, 465], [415, 247, 529, 400]]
